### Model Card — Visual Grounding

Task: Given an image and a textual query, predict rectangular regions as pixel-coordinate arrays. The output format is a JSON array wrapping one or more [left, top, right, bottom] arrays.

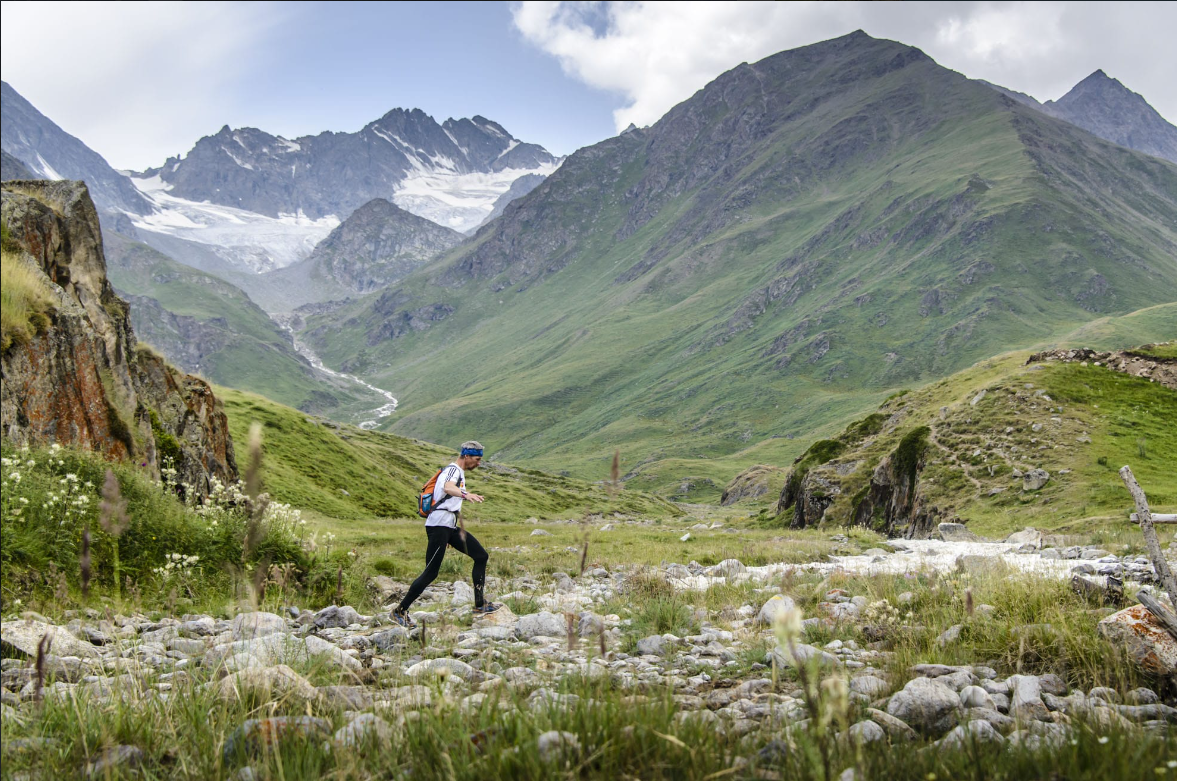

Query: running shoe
[[391, 608, 416, 628], [473, 602, 503, 615]]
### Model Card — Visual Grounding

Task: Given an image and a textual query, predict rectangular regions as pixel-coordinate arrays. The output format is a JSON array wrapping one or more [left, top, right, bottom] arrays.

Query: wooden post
[[1120, 466, 1177, 610], [1136, 589, 1177, 641]]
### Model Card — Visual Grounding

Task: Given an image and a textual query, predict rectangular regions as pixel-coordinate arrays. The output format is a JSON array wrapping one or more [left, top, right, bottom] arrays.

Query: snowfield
[[128, 175, 339, 274]]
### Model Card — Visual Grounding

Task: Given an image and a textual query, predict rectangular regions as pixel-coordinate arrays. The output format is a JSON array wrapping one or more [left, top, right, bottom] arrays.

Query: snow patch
[[393, 162, 560, 233], [34, 153, 63, 180], [128, 176, 338, 274]]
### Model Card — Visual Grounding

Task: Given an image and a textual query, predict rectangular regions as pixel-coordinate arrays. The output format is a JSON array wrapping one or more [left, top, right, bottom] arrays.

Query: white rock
[[680, 533, 691, 542], [537, 730, 579, 762], [230, 612, 288, 640], [516, 611, 567, 640], [452, 581, 475, 606], [756, 594, 798, 626], [333, 714, 393, 747]]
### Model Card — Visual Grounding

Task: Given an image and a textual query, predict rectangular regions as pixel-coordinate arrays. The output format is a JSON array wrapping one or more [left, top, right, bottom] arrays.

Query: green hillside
[[301, 33, 1177, 495], [765, 341, 1176, 537], [103, 230, 376, 416], [217, 387, 678, 523]]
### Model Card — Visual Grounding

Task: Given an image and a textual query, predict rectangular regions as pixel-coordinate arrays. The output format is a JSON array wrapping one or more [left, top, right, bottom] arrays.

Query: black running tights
[[398, 524, 488, 611]]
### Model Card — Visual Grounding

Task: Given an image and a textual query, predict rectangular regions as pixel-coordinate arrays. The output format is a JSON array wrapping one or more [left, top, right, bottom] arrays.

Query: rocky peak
[[1, 180, 236, 495], [1042, 70, 1177, 163]]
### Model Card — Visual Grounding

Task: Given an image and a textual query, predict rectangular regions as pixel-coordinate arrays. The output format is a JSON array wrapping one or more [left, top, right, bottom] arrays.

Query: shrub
[[1, 236, 55, 353]]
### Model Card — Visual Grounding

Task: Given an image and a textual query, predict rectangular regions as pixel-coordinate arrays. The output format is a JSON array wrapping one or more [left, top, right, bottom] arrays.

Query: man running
[[392, 441, 501, 627]]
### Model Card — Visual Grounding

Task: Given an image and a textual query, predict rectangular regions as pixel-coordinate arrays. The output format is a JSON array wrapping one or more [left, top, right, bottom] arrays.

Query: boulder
[[1021, 470, 1050, 491], [334, 714, 393, 747], [406, 658, 475, 680], [452, 581, 475, 606], [756, 594, 798, 626], [0, 620, 100, 659], [214, 665, 318, 702], [476, 603, 518, 629], [1099, 604, 1177, 677], [230, 612, 288, 640], [937, 720, 1004, 749], [1005, 528, 1043, 548], [1007, 675, 1050, 721], [845, 720, 886, 744], [537, 730, 579, 762], [766, 643, 838, 669], [312, 605, 362, 629], [885, 677, 961, 735], [516, 611, 566, 640], [636, 635, 667, 656], [937, 523, 981, 542]]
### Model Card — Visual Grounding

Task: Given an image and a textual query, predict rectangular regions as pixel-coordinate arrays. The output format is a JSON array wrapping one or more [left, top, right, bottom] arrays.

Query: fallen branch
[[1120, 466, 1177, 608], [1136, 589, 1177, 642], [1130, 513, 1177, 524]]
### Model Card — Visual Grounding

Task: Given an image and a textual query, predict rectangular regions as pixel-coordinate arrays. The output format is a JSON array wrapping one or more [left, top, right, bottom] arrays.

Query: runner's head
[[458, 440, 484, 469]]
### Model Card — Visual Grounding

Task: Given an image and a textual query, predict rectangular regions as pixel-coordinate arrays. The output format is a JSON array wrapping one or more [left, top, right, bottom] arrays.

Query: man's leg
[[397, 526, 450, 614], [448, 527, 490, 608]]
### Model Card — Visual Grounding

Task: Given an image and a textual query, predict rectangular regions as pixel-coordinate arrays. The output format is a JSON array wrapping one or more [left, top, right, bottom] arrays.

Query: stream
[[274, 317, 397, 429]]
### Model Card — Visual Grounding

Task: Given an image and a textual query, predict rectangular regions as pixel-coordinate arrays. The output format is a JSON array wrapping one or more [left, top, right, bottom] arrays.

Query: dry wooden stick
[[1120, 465, 1177, 608]]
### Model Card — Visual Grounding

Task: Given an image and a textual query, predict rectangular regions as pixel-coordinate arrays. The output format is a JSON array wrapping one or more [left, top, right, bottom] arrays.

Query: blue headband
[[461, 448, 483, 457]]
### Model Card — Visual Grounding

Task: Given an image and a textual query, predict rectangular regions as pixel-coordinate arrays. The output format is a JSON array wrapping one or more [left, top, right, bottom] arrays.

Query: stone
[[1126, 687, 1160, 705], [935, 625, 963, 647], [865, 708, 917, 742], [214, 665, 318, 702], [1007, 675, 1050, 721], [885, 677, 961, 735], [475, 603, 518, 628], [757, 594, 799, 626], [370, 627, 411, 651], [368, 576, 405, 603], [1005, 528, 1043, 547], [318, 685, 373, 710], [312, 605, 362, 629], [334, 714, 394, 747], [530, 529, 553, 537], [937, 523, 981, 542], [846, 720, 886, 744], [1, 620, 100, 659], [713, 559, 746, 577], [636, 635, 667, 656], [537, 730, 580, 762], [1098, 604, 1177, 677], [452, 581, 475, 606], [206, 632, 360, 672], [849, 675, 890, 699], [84, 745, 144, 778], [516, 611, 567, 640], [223, 717, 332, 762], [960, 685, 996, 711], [766, 643, 838, 669], [230, 612, 288, 640], [406, 658, 475, 680], [937, 720, 1004, 749], [1022, 470, 1050, 491]]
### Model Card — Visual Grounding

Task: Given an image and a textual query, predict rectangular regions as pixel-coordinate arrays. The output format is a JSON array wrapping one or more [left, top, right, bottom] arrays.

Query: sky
[[1, 1, 1174, 171]]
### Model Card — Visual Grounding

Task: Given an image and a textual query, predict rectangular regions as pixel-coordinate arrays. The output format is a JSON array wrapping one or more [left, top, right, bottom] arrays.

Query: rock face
[[1099, 604, 1177, 683], [0, 180, 235, 495], [721, 465, 781, 506], [1, 149, 37, 181]]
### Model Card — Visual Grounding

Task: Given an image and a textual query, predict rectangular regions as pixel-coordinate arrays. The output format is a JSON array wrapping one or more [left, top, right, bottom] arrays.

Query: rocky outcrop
[[1, 180, 235, 495], [1027, 347, 1176, 390], [720, 465, 782, 506]]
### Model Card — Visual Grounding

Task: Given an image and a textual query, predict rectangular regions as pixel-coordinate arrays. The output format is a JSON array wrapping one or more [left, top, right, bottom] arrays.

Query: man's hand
[[464, 492, 485, 503]]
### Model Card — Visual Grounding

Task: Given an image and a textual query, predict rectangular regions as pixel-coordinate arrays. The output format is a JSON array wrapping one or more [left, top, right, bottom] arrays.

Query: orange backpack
[[417, 468, 448, 518]]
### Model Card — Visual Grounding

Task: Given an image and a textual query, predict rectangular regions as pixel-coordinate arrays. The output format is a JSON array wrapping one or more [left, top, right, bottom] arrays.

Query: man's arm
[[443, 480, 483, 503]]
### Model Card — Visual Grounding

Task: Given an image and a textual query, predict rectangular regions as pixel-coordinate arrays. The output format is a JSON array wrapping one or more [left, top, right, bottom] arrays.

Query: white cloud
[[513, 1, 1177, 132], [0, 1, 284, 169]]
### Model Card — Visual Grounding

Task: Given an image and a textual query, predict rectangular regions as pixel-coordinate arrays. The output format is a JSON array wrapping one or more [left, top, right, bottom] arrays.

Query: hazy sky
[[2, 1, 1173, 171]]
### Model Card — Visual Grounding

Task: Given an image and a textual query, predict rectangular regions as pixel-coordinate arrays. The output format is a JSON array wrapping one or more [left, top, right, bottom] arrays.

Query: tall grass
[[1, 239, 54, 352]]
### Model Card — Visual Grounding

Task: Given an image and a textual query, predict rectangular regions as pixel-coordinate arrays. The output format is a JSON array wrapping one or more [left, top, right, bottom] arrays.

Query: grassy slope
[[218, 387, 678, 524], [104, 231, 372, 415], [303, 36, 1177, 497], [768, 334, 1176, 538]]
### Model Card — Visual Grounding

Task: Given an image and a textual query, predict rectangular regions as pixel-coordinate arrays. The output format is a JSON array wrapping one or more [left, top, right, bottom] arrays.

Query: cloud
[[513, 1, 1177, 132], [0, 1, 285, 169]]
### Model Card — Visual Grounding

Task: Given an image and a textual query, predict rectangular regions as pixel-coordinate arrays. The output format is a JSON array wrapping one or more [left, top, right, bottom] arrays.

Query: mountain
[[248, 198, 466, 312], [1, 149, 37, 180], [300, 31, 1177, 493], [981, 71, 1177, 164], [1, 81, 152, 214], [476, 173, 548, 231], [137, 111, 561, 232]]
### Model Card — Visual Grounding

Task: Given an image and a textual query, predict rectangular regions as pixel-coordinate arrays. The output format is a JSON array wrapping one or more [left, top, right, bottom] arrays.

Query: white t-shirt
[[425, 463, 465, 528]]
